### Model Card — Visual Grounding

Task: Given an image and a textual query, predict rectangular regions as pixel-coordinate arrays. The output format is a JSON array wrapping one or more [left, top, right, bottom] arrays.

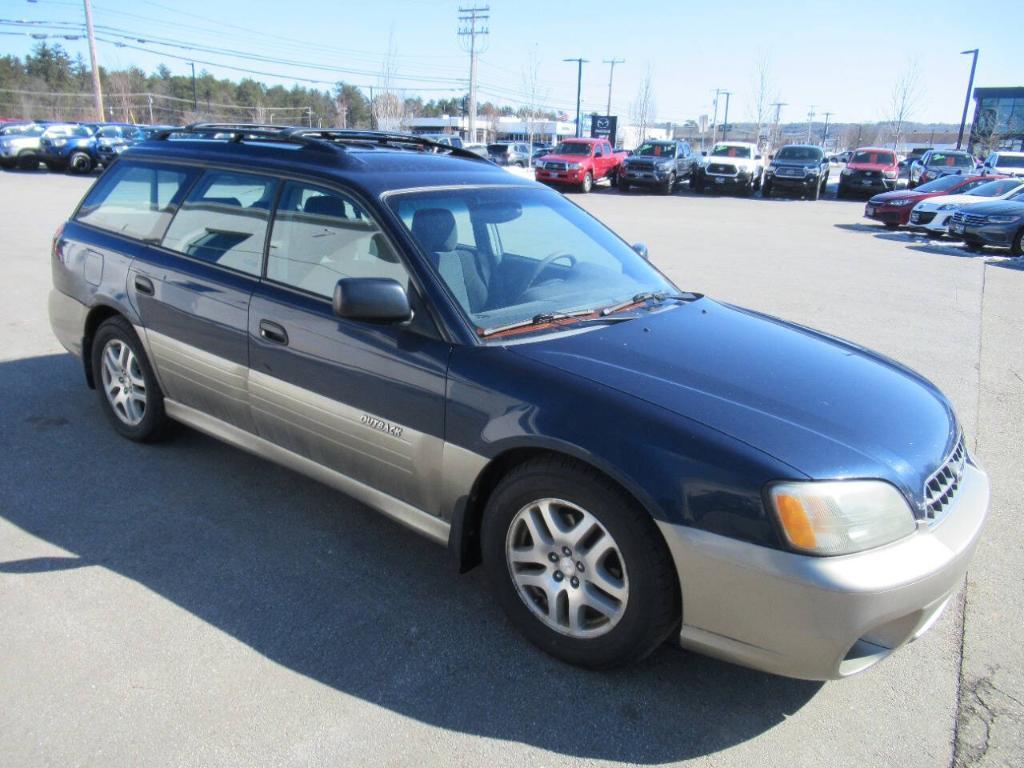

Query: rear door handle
[[133, 275, 155, 295], [259, 319, 289, 346]]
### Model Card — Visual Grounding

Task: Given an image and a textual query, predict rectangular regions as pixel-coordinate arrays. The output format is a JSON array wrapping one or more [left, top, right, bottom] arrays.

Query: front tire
[[660, 172, 675, 195], [619, 179, 630, 193], [91, 317, 169, 442], [1011, 229, 1024, 257], [579, 172, 593, 194], [762, 180, 773, 197], [482, 457, 679, 669], [68, 151, 94, 174]]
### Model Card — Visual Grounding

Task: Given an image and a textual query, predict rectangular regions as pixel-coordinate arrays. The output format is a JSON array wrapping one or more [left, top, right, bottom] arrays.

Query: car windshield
[[5, 124, 44, 137], [552, 142, 593, 156], [916, 175, 969, 193], [927, 152, 973, 168], [995, 155, 1024, 168], [775, 146, 822, 161], [852, 150, 895, 165], [634, 143, 674, 157], [388, 186, 673, 337], [710, 145, 751, 159], [967, 179, 1024, 197]]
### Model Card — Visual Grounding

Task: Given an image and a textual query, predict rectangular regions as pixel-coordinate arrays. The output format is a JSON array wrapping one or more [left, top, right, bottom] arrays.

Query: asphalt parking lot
[[1, 169, 1022, 768]]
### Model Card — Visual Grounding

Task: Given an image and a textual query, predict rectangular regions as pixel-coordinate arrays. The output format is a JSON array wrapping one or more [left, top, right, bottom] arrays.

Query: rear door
[[247, 179, 450, 514], [129, 167, 279, 432]]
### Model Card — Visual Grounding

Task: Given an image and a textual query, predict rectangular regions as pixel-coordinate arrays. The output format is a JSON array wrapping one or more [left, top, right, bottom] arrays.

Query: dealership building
[[970, 86, 1024, 152], [403, 115, 669, 148]]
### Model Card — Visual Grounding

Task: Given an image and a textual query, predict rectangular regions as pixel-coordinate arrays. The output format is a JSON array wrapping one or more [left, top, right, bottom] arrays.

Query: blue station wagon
[[48, 125, 989, 679]]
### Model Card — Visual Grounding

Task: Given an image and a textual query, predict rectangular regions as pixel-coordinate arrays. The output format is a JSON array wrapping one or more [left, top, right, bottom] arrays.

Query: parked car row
[[0, 120, 171, 173], [863, 172, 1024, 254]]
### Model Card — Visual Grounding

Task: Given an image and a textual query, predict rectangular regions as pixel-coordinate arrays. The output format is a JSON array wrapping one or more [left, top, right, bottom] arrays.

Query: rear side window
[[76, 162, 197, 241], [161, 170, 277, 276]]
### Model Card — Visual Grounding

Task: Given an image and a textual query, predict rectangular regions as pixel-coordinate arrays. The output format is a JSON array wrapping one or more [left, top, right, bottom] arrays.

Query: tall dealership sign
[[590, 114, 618, 146]]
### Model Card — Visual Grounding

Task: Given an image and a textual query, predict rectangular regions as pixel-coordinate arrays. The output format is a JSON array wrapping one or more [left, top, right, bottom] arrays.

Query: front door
[[247, 180, 450, 514]]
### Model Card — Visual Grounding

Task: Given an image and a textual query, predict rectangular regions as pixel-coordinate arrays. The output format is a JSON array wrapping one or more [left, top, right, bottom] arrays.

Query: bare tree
[[372, 27, 404, 131], [884, 61, 923, 151], [749, 53, 775, 153], [521, 47, 548, 160], [630, 65, 656, 142]]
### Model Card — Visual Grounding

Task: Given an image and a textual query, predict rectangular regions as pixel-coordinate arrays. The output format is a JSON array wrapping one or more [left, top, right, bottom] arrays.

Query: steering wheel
[[520, 250, 578, 295]]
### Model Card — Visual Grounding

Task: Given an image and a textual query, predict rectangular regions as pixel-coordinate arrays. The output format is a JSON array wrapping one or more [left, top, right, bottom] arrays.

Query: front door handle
[[134, 275, 154, 295], [259, 319, 289, 346]]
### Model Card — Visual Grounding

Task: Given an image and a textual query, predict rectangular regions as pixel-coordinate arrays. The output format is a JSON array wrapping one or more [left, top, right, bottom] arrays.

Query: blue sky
[[2, 0, 1020, 124]]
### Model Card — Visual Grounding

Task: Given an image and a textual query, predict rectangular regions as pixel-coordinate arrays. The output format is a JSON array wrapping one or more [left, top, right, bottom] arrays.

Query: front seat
[[410, 208, 487, 313]]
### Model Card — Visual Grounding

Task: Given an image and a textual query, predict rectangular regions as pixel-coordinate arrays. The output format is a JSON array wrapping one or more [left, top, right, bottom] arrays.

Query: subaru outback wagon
[[49, 125, 989, 679]]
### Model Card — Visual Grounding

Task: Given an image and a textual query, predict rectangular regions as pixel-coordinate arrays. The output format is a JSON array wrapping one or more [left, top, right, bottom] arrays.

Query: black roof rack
[[150, 123, 489, 162]]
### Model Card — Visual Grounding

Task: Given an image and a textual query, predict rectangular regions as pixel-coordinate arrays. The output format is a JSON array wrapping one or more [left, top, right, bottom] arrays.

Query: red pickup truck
[[534, 138, 628, 193]]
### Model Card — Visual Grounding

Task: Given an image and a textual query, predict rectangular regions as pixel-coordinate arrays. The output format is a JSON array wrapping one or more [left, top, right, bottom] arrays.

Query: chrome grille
[[545, 161, 568, 171], [953, 211, 986, 227], [776, 167, 803, 177], [923, 434, 966, 521], [707, 163, 736, 175]]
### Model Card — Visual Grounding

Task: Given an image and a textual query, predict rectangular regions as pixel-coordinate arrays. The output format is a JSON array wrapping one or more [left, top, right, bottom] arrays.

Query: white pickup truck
[[692, 141, 765, 195]]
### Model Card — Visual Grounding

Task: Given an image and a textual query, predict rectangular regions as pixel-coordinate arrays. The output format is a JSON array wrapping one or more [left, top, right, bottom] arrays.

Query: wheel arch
[[81, 303, 124, 388], [448, 442, 666, 575]]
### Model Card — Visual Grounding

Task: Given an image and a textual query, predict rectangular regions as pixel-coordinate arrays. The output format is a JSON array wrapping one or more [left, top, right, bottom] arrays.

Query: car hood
[[539, 153, 591, 163], [706, 156, 757, 167], [0, 136, 37, 147], [956, 199, 1024, 216], [869, 189, 928, 204], [916, 193, 991, 209], [512, 298, 957, 507]]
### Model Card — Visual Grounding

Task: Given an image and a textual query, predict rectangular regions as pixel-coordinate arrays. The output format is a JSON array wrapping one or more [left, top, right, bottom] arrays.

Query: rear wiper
[[600, 291, 695, 316]]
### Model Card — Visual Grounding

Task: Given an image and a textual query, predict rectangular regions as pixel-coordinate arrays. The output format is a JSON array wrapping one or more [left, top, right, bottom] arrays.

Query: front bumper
[[955, 222, 1018, 247], [909, 209, 952, 233], [768, 173, 820, 190], [841, 174, 897, 194], [621, 167, 672, 185], [536, 168, 588, 185], [656, 461, 989, 680], [864, 202, 912, 225]]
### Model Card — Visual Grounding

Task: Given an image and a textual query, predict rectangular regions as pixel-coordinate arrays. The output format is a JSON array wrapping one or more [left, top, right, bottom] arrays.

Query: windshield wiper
[[478, 308, 595, 338], [600, 291, 695, 316]]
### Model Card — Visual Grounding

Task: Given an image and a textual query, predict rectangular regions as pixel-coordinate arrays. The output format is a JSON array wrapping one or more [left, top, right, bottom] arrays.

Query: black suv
[[763, 145, 830, 199], [619, 140, 698, 194], [47, 124, 988, 679]]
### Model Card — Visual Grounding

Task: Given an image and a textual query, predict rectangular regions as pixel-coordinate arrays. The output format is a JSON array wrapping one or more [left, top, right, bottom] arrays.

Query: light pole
[[957, 48, 979, 150], [564, 58, 588, 137], [189, 62, 198, 111], [711, 88, 724, 144], [822, 111, 834, 149]]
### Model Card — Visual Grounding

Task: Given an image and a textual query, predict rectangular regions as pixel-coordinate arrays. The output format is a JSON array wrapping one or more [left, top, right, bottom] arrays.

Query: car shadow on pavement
[[0, 353, 822, 764]]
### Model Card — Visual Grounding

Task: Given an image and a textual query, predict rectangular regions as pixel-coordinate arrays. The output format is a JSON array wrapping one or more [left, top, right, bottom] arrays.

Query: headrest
[[369, 232, 400, 263], [411, 208, 457, 252], [304, 194, 347, 218], [202, 196, 241, 207]]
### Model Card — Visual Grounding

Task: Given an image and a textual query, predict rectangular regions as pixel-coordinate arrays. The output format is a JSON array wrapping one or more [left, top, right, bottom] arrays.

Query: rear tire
[[482, 456, 680, 669], [91, 317, 170, 442], [619, 180, 630, 193], [810, 179, 821, 201], [762, 180, 773, 197]]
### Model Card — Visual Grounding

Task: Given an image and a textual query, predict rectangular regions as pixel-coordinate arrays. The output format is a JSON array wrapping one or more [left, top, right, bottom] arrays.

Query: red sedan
[[863, 174, 999, 228]]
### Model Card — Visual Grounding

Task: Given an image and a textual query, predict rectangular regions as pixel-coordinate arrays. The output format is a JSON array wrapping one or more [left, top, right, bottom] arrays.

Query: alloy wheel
[[505, 497, 629, 638], [100, 339, 147, 426]]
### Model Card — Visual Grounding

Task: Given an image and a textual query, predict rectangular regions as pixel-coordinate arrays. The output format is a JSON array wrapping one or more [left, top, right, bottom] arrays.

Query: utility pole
[[957, 48, 979, 150], [602, 57, 624, 116], [458, 6, 489, 144], [770, 101, 787, 148], [308, 106, 313, 127], [711, 88, 724, 144], [806, 105, 816, 143], [82, 0, 104, 121], [564, 58, 588, 137], [822, 111, 834, 148], [721, 91, 732, 140], [189, 62, 198, 111], [147, 94, 154, 124]]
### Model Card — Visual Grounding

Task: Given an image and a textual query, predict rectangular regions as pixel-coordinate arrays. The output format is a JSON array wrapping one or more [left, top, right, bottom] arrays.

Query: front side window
[[76, 162, 197, 241], [389, 186, 673, 335], [161, 170, 277, 276], [267, 182, 408, 298]]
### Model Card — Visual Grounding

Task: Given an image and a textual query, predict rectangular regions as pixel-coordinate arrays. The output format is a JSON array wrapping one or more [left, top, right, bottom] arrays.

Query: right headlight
[[769, 480, 916, 556]]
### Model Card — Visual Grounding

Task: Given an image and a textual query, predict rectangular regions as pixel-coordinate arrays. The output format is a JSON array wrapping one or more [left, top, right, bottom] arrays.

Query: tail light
[[52, 222, 66, 264]]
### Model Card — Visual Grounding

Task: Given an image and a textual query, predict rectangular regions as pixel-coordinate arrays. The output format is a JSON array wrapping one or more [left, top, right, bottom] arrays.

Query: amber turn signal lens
[[775, 494, 817, 550]]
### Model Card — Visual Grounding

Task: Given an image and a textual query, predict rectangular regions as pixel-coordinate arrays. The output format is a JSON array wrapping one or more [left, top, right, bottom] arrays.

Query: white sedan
[[909, 178, 1024, 234]]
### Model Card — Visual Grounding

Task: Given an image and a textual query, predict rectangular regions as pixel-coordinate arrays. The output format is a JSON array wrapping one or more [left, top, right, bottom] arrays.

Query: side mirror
[[631, 242, 649, 260], [333, 278, 412, 323]]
